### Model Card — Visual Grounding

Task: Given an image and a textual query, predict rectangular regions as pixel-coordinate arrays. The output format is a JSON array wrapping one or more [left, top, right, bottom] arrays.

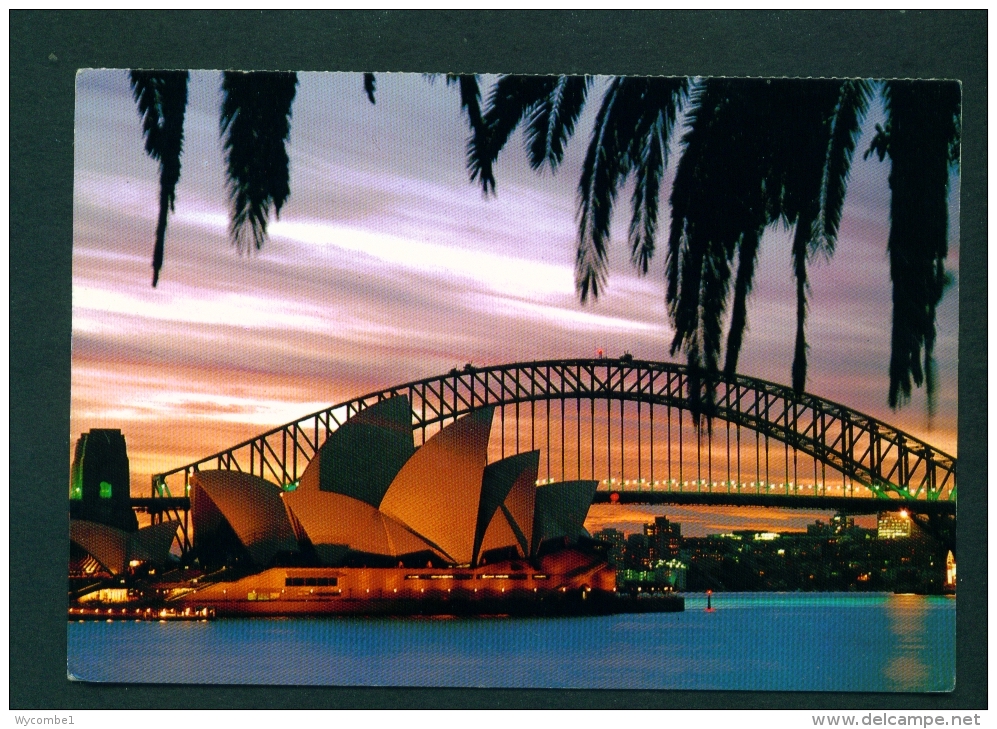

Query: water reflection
[[883, 594, 932, 690]]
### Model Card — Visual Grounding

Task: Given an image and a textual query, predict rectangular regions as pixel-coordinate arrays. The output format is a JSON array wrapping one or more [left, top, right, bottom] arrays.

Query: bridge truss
[[153, 359, 956, 519]]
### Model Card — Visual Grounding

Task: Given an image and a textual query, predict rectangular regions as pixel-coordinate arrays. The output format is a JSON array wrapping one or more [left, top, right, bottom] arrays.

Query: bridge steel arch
[[153, 359, 956, 512]]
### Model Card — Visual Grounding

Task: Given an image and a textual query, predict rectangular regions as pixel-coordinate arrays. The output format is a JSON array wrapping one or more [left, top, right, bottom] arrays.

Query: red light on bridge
[[609, 492, 619, 503]]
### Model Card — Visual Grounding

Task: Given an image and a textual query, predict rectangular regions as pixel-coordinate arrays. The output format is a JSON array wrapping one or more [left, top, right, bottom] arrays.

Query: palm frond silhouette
[[867, 81, 960, 411], [129, 70, 189, 286], [220, 71, 298, 252]]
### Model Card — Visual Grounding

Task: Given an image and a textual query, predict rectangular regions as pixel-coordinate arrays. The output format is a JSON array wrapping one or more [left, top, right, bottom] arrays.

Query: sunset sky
[[72, 71, 959, 536]]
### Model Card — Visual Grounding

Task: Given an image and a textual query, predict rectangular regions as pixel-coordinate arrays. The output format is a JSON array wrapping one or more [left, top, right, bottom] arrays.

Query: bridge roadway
[[131, 493, 954, 517], [131, 497, 190, 513], [589, 490, 955, 515]]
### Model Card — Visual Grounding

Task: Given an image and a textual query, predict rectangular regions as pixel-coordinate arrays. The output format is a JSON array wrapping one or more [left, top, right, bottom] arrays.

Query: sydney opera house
[[70, 399, 681, 616]]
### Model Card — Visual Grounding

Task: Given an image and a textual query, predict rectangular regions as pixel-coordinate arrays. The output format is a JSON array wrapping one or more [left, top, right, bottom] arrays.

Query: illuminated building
[[830, 513, 855, 534], [186, 398, 600, 569], [377, 406, 495, 565], [753, 532, 781, 541], [877, 510, 912, 539], [592, 528, 626, 567], [283, 487, 439, 566], [644, 516, 682, 562], [809, 513, 861, 538], [625, 533, 652, 569], [477, 450, 540, 561], [295, 394, 415, 507], [532, 477, 600, 556], [176, 547, 623, 616]]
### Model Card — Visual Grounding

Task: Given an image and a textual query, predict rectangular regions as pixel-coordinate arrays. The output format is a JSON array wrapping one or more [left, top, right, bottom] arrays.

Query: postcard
[[68, 70, 959, 690]]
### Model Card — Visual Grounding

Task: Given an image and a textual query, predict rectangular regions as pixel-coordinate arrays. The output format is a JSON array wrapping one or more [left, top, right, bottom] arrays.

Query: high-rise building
[[877, 511, 912, 539], [830, 513, 855, 534], [644, 515, 682, 563], [626, 533, 652, 569], [592, 527, 626, 567]]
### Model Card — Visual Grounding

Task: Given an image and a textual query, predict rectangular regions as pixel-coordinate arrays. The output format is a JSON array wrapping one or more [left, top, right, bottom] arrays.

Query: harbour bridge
[[147, 358, 957, 555]]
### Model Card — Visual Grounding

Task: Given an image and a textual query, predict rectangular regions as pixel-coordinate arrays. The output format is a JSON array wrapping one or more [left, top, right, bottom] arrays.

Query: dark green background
[[11, 10, 987, 709]]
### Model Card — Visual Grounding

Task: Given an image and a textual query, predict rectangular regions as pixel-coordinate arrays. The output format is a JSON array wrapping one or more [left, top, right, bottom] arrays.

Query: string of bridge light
[[565, 477, 880, 493]]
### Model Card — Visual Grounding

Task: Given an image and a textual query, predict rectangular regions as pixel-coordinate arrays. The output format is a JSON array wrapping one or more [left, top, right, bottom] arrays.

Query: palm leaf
[[446, 74, 485, 136], [628, 123, 663, 274], [129, 70, 189, 286], [790, 216, 815, 394], [363, 73, 376, 104], [700, 236, 733, 383], [668, 79, 766, 360], [578, 77, 684, 301], [469, 75, 557, 194], [466, 75, 957, 415], [426, 73, 485, 136], [576, 78, 630, 301], [723, 228, 760, 376], [525, 75, 591, 171], [220, 71, 298, 251], [772, 80, 844, 393], [818, 79, 872, 250], [627, 78, 688, 274], [878, 80, 960, 409]]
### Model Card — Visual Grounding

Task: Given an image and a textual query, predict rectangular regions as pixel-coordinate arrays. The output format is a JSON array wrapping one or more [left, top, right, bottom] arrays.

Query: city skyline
[[72, 71, 959, 536]]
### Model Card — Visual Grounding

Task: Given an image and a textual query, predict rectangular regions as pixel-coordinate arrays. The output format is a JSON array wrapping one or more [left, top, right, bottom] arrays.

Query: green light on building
[[70, 456, 84, 500], [99, 481, 113, 498]]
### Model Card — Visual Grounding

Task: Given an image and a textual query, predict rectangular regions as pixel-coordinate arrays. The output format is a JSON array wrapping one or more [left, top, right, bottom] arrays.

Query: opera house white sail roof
[[475, 450, 539, 563], [284, 488, 441, 563], [191, 470, 298, 566], [70, 519, 180, 575], [378, 406, 495, 565], [296, 395, 416, 507]]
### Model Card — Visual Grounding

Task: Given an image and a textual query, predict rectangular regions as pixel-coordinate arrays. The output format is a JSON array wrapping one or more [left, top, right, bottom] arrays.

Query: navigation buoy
[[706, 589, 715, 612]]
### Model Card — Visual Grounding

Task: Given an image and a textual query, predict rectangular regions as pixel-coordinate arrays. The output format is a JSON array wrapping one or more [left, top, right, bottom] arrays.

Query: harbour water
[[67, 592, 954, 691]]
